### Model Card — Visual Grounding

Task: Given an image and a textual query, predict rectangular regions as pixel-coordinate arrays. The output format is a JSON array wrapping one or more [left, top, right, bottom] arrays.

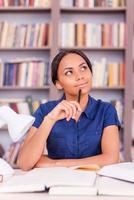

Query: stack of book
[[0, 162, 134, 196]]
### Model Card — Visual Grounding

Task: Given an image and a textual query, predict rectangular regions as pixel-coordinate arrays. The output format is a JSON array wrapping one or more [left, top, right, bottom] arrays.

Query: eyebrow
[[63, 62, 87, 72], [79, 62, 87, 67]]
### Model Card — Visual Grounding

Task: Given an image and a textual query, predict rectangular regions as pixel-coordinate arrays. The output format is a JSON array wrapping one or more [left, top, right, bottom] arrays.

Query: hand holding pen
[[47, 90, 82, 122]]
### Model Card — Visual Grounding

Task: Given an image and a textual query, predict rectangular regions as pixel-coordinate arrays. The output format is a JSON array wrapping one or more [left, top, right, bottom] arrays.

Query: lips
[[75, 81, 88, 88]]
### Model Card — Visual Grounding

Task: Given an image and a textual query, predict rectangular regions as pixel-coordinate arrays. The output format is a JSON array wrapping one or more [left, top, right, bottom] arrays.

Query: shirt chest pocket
[[47, 136, 67, 159]]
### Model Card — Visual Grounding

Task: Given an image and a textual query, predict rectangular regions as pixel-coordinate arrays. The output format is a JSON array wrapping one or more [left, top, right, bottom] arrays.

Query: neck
[[65, 93, 89, 111], [79, 94, 89, 111]]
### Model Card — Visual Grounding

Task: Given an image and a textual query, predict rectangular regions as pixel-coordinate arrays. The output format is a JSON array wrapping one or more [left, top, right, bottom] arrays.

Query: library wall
[[0, 0, 133, 166]]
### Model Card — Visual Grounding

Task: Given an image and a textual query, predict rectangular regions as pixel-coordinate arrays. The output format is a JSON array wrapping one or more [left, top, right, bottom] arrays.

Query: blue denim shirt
[[33, 95, 120, 159]]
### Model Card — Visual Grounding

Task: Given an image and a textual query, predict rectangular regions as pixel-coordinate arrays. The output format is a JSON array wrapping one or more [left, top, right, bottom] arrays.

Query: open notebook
[[0, 167, 97, 195], [97, 162, 134, 182], [97, 162, 134, 196]]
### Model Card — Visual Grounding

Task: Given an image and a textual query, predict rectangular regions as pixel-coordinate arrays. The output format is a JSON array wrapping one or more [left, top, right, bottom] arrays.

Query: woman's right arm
[[17, 100, 81, 171], [17, 115, 56, 171]]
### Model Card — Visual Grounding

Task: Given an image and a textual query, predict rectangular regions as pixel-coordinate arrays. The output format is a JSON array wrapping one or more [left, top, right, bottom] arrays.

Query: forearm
[[17, 116, 55, 171], [35, 152, 119, 169], [55, 153, 120, 168]]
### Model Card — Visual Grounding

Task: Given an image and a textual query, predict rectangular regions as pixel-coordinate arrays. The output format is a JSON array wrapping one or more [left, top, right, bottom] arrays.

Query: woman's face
[[56, 53, 92, 100]]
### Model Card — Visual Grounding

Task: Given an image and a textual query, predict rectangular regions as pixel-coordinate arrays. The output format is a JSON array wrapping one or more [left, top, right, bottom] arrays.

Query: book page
[[28, 167, 96, 187], [49, 185, 97, 195], [0, 174, 45, 192], [98, 162, 134, 182], [0, 167, 96, 193], [97, 176, 134, 196], [0, 158, 14, 182]]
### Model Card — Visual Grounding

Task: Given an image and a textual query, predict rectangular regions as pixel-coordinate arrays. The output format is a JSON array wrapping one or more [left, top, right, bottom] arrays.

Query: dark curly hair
[[51, 49, 92, 85]]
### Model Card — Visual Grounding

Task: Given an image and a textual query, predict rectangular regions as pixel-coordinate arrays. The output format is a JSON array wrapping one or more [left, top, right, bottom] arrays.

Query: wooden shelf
[[1, 47, 125, 51], [60, 7, 126, 13], [0, 86, 50, 90], [0, 7, 51, 12], [0, 47, 51, 51], [60, 47, 126, 51], [92, 86, 125, 90]]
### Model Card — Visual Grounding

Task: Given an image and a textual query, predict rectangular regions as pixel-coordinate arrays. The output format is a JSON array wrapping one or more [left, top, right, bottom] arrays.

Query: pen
[[77, 89, 81, 103]]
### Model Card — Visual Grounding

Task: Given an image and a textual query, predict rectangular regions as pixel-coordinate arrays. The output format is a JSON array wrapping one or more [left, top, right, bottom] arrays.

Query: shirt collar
[[58, 93, 65, 102], [58, 94, 97, 120], [84, 96, 98, 119]]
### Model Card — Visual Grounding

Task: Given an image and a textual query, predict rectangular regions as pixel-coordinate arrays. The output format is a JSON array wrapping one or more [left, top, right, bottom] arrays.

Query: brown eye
[[81, 66, 88, 71], [65, 70, 73, 76]]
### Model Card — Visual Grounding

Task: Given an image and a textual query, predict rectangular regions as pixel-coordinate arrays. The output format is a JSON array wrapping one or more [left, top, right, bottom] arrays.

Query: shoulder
[[32, 99, 60, 128], [91, 97, 121, 128], [36, 99, 59, 115], [91, 96, 115, 112]]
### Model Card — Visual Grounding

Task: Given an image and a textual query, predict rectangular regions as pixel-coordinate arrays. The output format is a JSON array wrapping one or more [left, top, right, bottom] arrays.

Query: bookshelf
[[124, 0, 133, 161], [58, 0, 133, 161], [0, 0, 58, 99], [0, 0, 54, 152], [0, 0, 133, 161], [131, 0, 134, 160]]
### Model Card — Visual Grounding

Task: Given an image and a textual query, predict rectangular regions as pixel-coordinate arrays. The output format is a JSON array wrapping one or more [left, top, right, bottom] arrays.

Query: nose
[[75, 71, 84, 81]]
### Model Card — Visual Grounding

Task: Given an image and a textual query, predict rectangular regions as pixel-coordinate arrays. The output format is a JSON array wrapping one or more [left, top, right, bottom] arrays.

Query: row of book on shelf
[[0, 22, 51, 48], [0, 58, 124, 88], [60, 22, 125, 48], [0, 58, 50, 87], [92, 58, 125, 87], [0, 96, 47, 117], [61, 0, 126, 8], [0, 0, 126, 8], [0, 95, 123, 167], [0, 21, 125, 49], [0, 0, 51, 7]]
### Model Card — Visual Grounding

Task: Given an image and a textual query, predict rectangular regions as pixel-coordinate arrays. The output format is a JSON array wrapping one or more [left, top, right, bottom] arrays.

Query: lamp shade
[[0, 106, 35, 142]]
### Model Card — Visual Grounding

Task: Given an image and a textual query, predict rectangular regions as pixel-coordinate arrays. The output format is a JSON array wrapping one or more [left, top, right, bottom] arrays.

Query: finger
[[61, 101, 73, 121], [59, 101, 72, 120], [70, 101, 82, 113], [59, 103, 70, 119], [64, 101, 78, 119]]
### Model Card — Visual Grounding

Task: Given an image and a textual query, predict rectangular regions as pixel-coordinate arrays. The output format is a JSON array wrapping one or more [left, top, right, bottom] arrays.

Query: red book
[[10, 102, 19, 113]]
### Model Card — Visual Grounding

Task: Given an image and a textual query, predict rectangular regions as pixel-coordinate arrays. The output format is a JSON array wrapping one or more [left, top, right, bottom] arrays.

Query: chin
[[79, 87, 91, 95]]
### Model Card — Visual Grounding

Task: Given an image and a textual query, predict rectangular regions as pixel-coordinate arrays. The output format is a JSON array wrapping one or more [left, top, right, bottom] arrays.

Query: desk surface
[[0, 193, 134, 200]]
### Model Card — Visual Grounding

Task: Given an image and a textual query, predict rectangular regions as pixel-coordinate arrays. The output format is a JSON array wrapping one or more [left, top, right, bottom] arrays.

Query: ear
[[55, 81, 63, 90]]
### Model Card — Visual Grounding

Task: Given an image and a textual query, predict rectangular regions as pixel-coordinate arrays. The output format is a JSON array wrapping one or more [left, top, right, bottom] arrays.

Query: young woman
[[17, 49, 120, 171]]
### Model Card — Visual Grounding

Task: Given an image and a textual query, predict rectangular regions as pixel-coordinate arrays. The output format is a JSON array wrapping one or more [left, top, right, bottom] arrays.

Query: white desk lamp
[[0, 105, 35, 142], [0, 106, 35, 181]]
